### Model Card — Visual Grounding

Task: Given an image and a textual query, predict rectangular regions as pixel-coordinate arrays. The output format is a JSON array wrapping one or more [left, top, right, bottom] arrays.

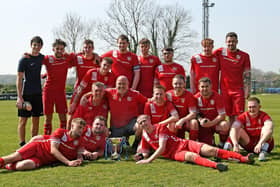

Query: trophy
[[105, 137, 129, 161]]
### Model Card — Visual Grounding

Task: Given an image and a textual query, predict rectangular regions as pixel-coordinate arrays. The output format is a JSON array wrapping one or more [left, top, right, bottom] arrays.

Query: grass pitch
[[0, 94, 280, 186]]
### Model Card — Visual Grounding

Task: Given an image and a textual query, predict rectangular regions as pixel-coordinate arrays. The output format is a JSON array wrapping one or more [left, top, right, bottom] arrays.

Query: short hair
[[153, 84, 166, 92], [83, 39, 94, 47], [102, 57, 113, 65], [201, 38, 214, 47], [137, 114, 150, 121], [198, 77, 211, 84], [162, 47, 174, 53], [94, 115, 107, 123], [52, 39, 67, 48], [31, 36, 43, 46], [92, 81, 105, 89], [117, 34, 129, 42], [173, 74, 186, 82], [139, 38, 151, 45], [72, 118, 86, 126], [226, 32, 238, 40], [248, 97, 261, 104]]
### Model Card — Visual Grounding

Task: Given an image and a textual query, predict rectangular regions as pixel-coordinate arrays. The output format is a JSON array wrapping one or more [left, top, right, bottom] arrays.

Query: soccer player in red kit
[[190, 38, 220, 94], [214, 32, 251, 125], [42, 39, 73, 135], [81, 116, 107, 160], [134, 115, 254, 171], [154, 47, 185, 91], [166, 75, 198, 139], [144, 85, 179, 125], [137, 38, 161, 98], [193, 77, 229, 146], [106, 76, 147, 151], [224, 97, 274, 161], [69, 57, 114, 115], [0, 118, 86, 171], [101, 34, 140, 89], [72, 82, 108, 128]]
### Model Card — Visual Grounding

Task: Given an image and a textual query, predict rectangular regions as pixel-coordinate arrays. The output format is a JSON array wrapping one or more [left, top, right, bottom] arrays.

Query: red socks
[[59, 121, 67, 129], [0, 157, 4, 168], [189, 129, 199, 141], [44, 123, 52, 135], [194, 156, 217, 169], [217, 149, 243, 162]]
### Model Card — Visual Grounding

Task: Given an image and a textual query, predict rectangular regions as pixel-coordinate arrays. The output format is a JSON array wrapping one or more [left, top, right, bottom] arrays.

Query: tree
[[53, 12, 95, 53], [97, 0, 197, 63]]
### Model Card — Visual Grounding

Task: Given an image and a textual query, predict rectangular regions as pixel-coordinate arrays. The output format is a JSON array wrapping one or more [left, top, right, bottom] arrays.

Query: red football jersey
[[106, 88, 147, 128], [237, 111, 272, 137], [137, 55, 161, 97], [214, 47, 251, 90], [139, 124, 189, 159], [155, 62, 186, 91], [43, 55, 73, 91], [195, 91, 226, 120], [81, 125, 106, 153], [72, 53, 100, 88], [101, 50, 140, 87], [190, 54, 220, 94], [144, 100, 178, 124], [166, 89, 197, 118], [73, 96, 108, 126]]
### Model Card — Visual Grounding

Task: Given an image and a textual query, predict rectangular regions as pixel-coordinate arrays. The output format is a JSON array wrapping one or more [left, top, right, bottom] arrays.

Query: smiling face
[[137, 115, 151, 130], [53, 44, 65, 58], [162, 50, 174, 63], [199, 81, 212, 98], [116, 76, 129, 95], [172, 77, 185, 95], [140, 43, 150, 57], [31, 42, 42, 55], [92, 118, 106, 134], [153, 87, 165, 105], [226, 36, 238, 52], [71, 120, 85, 138], [83, 43, 94, 56], [247, 100, 261, 118], [117, 38, 129, 53], [91, 84, 104, 100]]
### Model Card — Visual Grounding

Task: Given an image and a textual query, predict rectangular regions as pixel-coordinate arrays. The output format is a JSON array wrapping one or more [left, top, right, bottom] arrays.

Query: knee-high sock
[[216, 148, 244, 162], [44, 123, 52, 135], [194, 156, 217, 169]]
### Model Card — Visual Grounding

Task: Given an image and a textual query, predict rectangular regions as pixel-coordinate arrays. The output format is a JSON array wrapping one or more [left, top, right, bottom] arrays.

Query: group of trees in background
[[53, 0, 197, 64]]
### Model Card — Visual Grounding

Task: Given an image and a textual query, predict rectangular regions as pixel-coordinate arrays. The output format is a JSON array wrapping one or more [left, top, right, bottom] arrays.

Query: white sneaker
[[258, 151, 267, 161], [223, 142, 232, 150]]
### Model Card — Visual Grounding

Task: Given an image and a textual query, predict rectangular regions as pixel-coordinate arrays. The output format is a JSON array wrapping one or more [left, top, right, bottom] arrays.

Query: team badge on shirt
[[236, 55, 240, 60], [88, 106, 93, 110], [173, 67, 177, 71], [198, 97, 203, 107], [104, 77, 108, 81], [91, 72, 97, 80], [73, 140, 79, 146], [210, 99, 215, 105], [127, 97, 132, 102], [49, 56, 54, 63], [258, 119, 261, 124], [77, 56, 84, 64], [212, 58, 217, 62], [113, 50, 118, 58], [113, 95, 117, 100], [96, 136, 101, 141], [127, 56, 131, 61], [150, 103, 156, 114], [149, 59, 154, 63], [62, 133, 68, 142], [86, 128, 91, 137], [181, 98, 185, 103]]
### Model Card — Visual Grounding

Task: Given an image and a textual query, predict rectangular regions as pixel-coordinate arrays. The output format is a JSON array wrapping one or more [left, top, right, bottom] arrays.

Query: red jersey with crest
[[72, 53, 100, 88], [155, 63, 185, 91], [106, 88, 147, 128], [81, 125, 106, 152], [166, 89, 197, 118], [73, 96, 108, 126], [139, 124, 192, 159], [101, 50, 140, 87], [144, 100, 178, 124], [195, 91, 226, 120], [137, 55, 161, 97], [43, 55, 73, 91], [190, 54, 220, 94], [214, 48, 250, 90], [236, 111, 272, 137], [79, 68, 115, 95]]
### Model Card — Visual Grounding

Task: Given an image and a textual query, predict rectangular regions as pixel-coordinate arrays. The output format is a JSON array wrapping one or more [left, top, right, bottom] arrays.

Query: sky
[[0, 0, 279, 74]]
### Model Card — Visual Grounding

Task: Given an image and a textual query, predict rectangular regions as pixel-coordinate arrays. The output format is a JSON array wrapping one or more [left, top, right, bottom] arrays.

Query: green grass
[[0, 94, 280, 186]]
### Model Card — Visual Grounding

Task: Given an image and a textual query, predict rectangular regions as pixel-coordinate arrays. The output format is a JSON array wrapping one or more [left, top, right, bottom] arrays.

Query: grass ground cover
[[0, 94, 279, 186]]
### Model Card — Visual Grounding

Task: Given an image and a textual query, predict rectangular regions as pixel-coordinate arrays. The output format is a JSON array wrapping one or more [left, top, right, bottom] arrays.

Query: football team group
[[0, 32, 274, 172]]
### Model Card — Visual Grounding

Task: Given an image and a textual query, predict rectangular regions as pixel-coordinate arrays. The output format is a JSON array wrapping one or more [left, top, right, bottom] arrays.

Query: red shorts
[[221, 88, 245, 116], [170, 140, 203, 162], [17, 142, 55, 167], [198, 125, 217, 145], [242, 136, 274, 153], [43, 90, 68, 114]]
